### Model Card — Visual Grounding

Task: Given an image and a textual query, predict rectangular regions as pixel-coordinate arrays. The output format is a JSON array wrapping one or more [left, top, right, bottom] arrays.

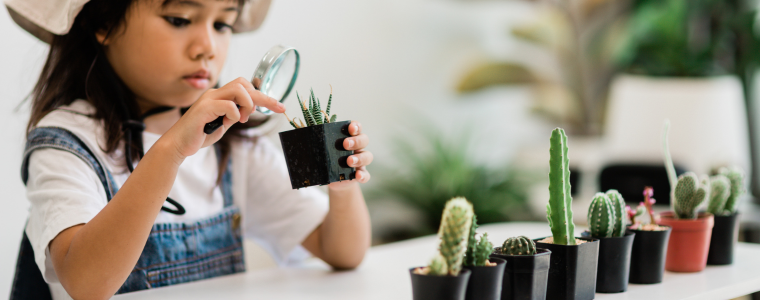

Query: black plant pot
[[278, 121, 355, 189], [534, 237, 599, 300], [628, 227, 671, 284], [707, 213, 740, 265], [490, 248, 551, 300], [594, 231, 635, 293], [463, 258, 507, 300], [409, 268, 472, 300]]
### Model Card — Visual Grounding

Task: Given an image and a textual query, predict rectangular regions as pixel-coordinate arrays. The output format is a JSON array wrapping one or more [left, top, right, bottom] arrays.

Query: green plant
[[708, 175, 731, 215], [500, 236, 537, 256], [547, 128, 576, 245], [721, 167, 746, 214], [464, 215, 495, 267], [427, 253, 448, 276], [427, 197, 474, 276], [663, 121, 710, 219], [588, 193, 615, 238], [606, 190, 627, 236], [285, 87, 337, 129]]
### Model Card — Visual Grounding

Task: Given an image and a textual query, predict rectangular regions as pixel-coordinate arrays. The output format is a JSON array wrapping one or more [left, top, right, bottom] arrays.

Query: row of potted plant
[[409, 126, 746, 300]]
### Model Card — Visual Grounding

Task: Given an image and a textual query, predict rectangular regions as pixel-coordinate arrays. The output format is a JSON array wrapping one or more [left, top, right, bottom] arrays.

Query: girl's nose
[[188, 25, 216, 60]]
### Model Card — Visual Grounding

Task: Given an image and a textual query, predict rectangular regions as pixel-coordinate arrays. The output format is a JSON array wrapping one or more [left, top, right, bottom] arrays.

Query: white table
[[115, 222, 760, 300]]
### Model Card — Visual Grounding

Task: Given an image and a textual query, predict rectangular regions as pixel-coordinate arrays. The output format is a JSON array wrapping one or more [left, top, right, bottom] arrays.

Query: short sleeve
[[242, 137, 329, 265], [24, 148, 108, 283]]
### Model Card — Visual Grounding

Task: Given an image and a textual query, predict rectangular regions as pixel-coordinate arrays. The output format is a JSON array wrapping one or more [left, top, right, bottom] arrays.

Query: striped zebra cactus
[[606, 190, 627, 237], [285, 87, 338, 129], [547, 128, 576, 245], [720, 167, 745, 214], [434, 197, 474, 276], [588, 193, 615, 238], [501, 236, 537, 255], [707, 175, 731, 216], [674, 172, 710, 219]]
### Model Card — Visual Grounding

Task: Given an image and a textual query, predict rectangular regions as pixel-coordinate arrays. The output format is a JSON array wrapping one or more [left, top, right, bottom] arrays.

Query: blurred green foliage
[[368, 127, 537, 240]]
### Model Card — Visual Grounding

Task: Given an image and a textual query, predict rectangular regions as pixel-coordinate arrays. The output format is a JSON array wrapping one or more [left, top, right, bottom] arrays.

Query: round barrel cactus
[[501, 236, 536, 255]]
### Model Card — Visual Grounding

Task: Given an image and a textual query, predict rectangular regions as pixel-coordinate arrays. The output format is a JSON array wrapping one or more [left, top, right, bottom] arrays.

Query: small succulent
[[500, 236, 537, 255], [284, 86, 338, 129], [663, 121, 710, 220], [463, 215, 494, 267], [547, 128, 576, 245], [424, 197, 474, 276]]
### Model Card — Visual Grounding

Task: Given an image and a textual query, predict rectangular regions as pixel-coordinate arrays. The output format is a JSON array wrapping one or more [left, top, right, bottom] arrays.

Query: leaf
[[330, 114, 337, 123], [457, 63, 537, 93]]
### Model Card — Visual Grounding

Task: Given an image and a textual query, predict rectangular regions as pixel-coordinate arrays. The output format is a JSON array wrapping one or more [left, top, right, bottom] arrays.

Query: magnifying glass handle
[[204, 116, 225, 134]]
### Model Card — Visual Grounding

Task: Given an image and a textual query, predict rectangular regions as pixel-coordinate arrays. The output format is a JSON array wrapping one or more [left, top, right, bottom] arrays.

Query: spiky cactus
[[674, 172, 710, 219], [720, 167, 745, 214], [547, 128, 576, 245], [463, 214, 479, 267], [501, 236, 537, 255], [606, 190, 626, 237], [436, 197, 474, 276], [588, 193, 615, 238], [707, 175, 731, 215], [427, 253, 448, 276]]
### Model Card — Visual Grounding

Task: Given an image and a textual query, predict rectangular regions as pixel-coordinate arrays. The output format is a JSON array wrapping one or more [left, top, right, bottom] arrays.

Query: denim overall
[[11, 127, 246, 299]]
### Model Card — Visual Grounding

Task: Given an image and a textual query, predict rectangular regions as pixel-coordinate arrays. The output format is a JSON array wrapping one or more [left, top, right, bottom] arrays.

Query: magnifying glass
[[203, 45, 300, 134]]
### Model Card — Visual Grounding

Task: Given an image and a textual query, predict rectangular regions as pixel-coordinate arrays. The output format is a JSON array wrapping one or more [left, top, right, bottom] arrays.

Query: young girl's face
[[99, 0, 240, 112]]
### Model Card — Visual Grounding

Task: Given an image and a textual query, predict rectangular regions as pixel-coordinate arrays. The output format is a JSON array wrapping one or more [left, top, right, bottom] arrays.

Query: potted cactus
[[279, 88, 355, 189], [462, 216, 506, 300], [490, 236, 550, 300], [410, 197, 474, 300], [626, 187, 672, 284], [535, 128, 599, 300], [658, 121, 714, 272], [706, 166, 745, 265], [583, 190, 635, 293]]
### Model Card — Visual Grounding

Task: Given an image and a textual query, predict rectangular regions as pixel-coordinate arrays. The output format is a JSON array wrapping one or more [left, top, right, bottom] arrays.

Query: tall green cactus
[[707, 175, 731, 215], [547, 128, 576, 245], [588, 193, 615, 238], [720, 167, 745, 214], [674, 172, 710, 219], [501, 236, 537, 255], [606, 190, 626, 237], [436, 197, 474, 276]]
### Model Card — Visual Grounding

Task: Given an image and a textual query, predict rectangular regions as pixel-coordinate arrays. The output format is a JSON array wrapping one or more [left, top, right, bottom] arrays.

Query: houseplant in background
[[584, 190, 634, 293], [279, 88, 355, 189], [462, 215, 506, 300], [410, 198, 474, 300], [490, 236, 550, 300], [535, 128, 598, 300], [706, 166, 746, 265], [626, 187, 671, 284], [658, 122, 714, 272]]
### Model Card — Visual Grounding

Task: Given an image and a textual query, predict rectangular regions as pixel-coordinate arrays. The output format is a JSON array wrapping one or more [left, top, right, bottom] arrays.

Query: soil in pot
[[409, 268, 472, 300], [658, 212, 714, 272], [463, 258, 506, 300], [707, 213, 740, 265], [534, 237, 599, 300], [490, 248, 550, 300], [279, 120, 356, 189], [594, 231, 635, 293], [628, 225, 671, 284]]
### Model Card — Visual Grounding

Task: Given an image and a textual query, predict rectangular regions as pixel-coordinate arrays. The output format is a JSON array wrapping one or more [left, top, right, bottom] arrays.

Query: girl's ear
[[95, 29, 110, 46]]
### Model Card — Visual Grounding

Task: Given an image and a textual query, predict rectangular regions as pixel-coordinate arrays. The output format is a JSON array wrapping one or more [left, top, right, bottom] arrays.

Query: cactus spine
[[606, 190, 626, 237], [720, 167, 745, 214], [501, 236, 537, 255], [674, 172, 710, 219], [707, 175, 731, 215], [588, 193, 615, 238], [547, 128, 576, 245], [435, 197, 474, 276]]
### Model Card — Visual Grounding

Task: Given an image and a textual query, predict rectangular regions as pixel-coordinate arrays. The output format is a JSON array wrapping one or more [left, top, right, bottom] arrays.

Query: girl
[[6, 0, 373, 299]]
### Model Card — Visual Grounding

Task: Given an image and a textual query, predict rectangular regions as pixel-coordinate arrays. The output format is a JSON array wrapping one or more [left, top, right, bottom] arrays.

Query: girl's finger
[[209, 99, 241, 130], [214, 78, 254, 122], [348, 151, 373, 168], [354, 166, 370, 183], [242, 80, 285, 114], [348, 121, 361, 136], [343, 134, 369, 151]]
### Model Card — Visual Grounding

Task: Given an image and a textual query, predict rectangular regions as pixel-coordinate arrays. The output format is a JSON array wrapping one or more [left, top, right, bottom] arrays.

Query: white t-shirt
[[24, 100, 329, 299]]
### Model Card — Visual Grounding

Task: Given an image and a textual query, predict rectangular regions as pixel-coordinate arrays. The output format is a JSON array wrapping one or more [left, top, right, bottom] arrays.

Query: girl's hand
[[163, 77, 285, 160], [329, 121, 373, 190]]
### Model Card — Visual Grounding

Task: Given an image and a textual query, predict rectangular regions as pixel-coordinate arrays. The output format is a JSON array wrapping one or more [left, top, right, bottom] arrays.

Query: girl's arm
[[302, 121, 373, 269], [48, 78, 282, 299]]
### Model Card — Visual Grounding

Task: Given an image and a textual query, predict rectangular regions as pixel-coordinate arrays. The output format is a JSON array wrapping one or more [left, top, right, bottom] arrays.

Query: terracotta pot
[[657, 212, 714, 272]]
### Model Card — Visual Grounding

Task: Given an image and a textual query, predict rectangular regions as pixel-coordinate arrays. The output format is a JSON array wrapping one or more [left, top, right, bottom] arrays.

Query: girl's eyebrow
[[163, 0, 240, 12]]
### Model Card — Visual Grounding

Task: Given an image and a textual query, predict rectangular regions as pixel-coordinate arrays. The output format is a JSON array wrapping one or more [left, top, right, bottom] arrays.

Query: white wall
[[0, 0, 549, 296]]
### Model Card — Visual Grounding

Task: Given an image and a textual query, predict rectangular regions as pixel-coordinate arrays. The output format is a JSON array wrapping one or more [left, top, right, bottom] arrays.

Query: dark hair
[[27, 0, 257, 182]]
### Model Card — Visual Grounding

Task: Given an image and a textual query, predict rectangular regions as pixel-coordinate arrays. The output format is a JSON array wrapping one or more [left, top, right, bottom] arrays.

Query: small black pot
[[534, 237, 598, 300], [409, 268, 472, 300], [463, 258, 507, 300], [490, 248, 551, 300], [707, 213, 740, 265], [628, 227, 671, 284], [278, 121, 355, 189], [594, 231, 635, 293]]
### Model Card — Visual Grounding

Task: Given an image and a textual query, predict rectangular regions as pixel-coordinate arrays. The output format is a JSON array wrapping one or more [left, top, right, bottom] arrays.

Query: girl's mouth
[[183, 69, 210, 89]]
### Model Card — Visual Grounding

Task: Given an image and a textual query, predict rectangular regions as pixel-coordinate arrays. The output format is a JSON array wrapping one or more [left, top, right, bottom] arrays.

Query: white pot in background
[[603, 74, 751, 177]]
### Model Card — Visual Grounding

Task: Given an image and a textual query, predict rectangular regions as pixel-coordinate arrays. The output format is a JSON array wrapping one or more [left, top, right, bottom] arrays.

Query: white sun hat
[[5, 0, 272, 43]]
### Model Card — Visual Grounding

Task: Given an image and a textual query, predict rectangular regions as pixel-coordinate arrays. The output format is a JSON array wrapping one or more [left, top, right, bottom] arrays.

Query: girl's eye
[[164, 17, 190, 27], [214, 22, 233, 32]]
